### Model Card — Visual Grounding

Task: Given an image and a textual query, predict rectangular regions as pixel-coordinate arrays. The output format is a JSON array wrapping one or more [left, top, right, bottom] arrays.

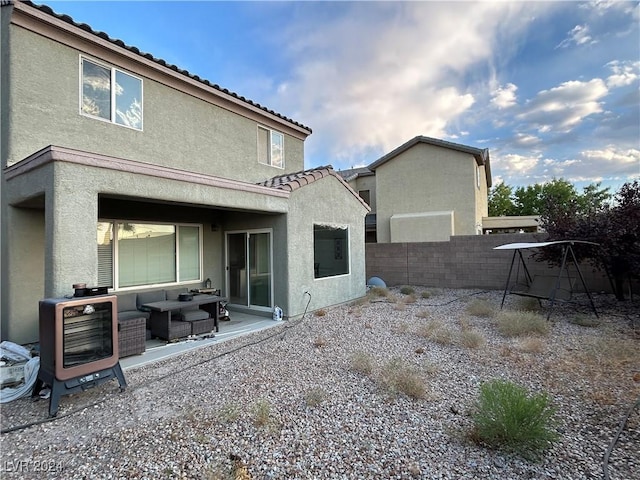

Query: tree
[[577, 182, 612, 216], [539, 181, 639, 300], [488, 183, 515, 216], [489, 179, 611, 218], [513, 183, 544, 215]]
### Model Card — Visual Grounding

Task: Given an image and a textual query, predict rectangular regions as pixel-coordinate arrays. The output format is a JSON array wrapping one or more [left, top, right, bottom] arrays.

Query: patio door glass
[[226, 230, 272, 309]]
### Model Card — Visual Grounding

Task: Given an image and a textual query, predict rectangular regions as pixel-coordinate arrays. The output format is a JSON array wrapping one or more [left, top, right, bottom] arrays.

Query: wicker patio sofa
[[117, 316, 146, 358], [116, 288, 214, 342]]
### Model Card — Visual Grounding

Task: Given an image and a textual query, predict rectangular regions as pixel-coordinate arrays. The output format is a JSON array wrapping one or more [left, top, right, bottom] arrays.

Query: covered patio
[[119, 311, 279, 370]]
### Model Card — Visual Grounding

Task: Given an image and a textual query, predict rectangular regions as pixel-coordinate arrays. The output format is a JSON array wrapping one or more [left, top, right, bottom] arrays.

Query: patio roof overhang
[[4, 145, 290, 214]]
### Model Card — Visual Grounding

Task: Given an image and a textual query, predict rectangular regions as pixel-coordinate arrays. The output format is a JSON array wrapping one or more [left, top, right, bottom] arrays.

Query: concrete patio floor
[[119, 311, 280, 370]]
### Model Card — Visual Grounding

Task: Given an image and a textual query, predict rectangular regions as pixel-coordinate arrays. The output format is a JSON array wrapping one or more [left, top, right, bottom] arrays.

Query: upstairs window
[[358, 190, 371, 205], [257, 126, 284, 168], [81, 57, 143, 130]]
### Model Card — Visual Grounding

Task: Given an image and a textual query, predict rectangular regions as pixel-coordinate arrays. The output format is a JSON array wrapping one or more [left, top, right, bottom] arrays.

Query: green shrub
[[421, 291, 432, 299], [400, 286, 415, 295], [472, 379, 558, 460], [496, 310, 549, 337]]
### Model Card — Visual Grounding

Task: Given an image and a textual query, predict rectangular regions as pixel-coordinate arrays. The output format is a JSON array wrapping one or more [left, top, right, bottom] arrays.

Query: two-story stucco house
[[340, 136, 492, 243], [1, 1, 369, 345]]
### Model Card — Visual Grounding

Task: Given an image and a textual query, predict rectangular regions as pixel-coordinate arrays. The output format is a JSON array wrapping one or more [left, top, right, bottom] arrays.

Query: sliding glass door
[[226, 230, 272, 309]]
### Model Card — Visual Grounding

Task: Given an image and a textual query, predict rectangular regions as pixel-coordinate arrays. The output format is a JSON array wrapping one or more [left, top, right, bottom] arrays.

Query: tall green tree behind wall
[[488, 179, 612, 217]]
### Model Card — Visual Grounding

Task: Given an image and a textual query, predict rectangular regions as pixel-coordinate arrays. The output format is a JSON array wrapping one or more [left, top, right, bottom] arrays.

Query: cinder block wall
[[365, 233, 620, 293]]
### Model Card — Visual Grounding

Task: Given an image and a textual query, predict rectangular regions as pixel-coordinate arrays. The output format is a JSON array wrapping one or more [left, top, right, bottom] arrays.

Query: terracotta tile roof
[[257, 166, 371, 211], [16, 1, 311, 134]]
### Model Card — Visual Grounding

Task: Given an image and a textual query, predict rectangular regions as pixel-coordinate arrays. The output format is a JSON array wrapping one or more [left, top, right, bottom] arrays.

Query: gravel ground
[[1, 287, 639, 479]]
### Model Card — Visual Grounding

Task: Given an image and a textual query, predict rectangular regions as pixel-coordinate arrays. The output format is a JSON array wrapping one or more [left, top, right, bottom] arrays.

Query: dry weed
[[466, 299, 496, 318], [518, 336, 545, 353], [496, 310, 549, 337], [378, 358, 427, 399], [393, 321, 410, 334], [369, 286, 391, 298], [516, 297, 543, 312], [350, 351, 374, 375], [394, 302, 407, 311], [460, 330, 486, 349], [313, 336, 328, 348]]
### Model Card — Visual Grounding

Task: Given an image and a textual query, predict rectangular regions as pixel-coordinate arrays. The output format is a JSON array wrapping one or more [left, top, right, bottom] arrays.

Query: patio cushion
[[117, 293, 137, 313], [189, 317, 215, 335], [181, 310, 210, 322], [118, 310, 149, 321], [137, 290, 167, 310]]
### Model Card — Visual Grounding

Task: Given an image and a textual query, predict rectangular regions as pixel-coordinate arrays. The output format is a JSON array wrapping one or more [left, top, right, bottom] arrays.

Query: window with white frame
[[81, 57, 143, 130], [257, 126, 284, 168], [97, 222, 201, 288], [313, 224, 349, 279], [476, 165, 481, 189]]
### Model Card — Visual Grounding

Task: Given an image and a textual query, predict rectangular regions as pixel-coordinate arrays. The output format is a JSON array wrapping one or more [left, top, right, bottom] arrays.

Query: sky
[[44, 0, 640, 193]]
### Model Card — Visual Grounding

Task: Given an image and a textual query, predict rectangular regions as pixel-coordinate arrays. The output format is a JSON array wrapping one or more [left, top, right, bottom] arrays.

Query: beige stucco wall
[[1, 5, 369, 345], [3, 154, 290, 344], [5, 20, 305, 182], [390, 211, 454, 242], [286, 176, 368, 318], [375, 143, 485, 243], [475, 164, 489, 234], [350, 174, 377, 212]]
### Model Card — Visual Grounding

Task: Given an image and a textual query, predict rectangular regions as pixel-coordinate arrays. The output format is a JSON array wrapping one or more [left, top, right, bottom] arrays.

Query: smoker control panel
[[79, 373, 100, 383]]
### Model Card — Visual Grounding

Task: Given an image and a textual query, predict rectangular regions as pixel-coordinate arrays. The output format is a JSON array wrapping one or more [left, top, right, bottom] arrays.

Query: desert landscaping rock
[[1, 288, 638, 479]]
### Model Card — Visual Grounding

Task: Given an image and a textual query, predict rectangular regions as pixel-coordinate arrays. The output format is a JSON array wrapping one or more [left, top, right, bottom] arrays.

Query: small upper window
[[476, 165, 481, 189], [358, 190, 371, 205], [257, 126, 284, 168], [81, 57, 143, 130]]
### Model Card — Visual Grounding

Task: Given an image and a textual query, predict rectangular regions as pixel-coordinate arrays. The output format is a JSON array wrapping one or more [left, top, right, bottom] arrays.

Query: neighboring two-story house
[[340, 136, 492, 243], [1, 1, 369, 344]]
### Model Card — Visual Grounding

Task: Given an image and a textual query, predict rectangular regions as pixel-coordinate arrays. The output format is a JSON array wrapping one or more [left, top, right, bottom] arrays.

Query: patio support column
[[46, 165, 99, 298]]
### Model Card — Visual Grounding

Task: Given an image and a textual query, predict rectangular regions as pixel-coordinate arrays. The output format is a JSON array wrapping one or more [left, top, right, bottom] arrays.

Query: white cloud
[[271, 1, 541, 164], [512, 133, 541, 148], [580, 146, 640, 178], [517, 79, 608, 133], [556, 24, 596, 48], [495, 153, 540, 176], [491, 83, 518, 109], [605, 60, 640, 88]]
